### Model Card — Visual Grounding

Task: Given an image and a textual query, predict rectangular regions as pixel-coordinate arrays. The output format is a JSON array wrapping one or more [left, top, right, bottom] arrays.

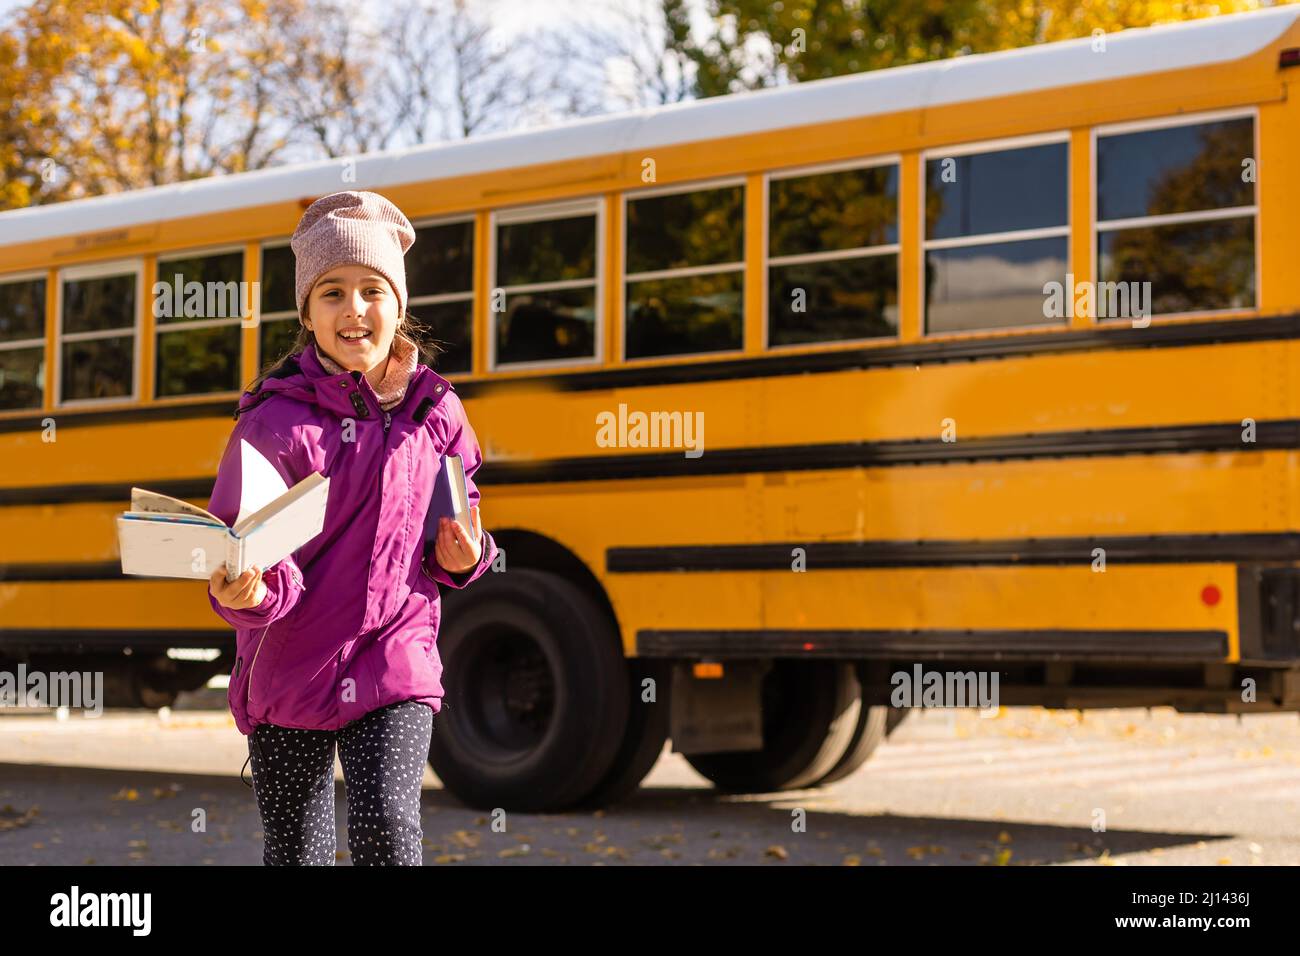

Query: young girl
[[206, 190, 497, 866]]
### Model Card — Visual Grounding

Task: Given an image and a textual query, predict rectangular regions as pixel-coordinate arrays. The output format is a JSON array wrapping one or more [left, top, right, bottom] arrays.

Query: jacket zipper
[[245, 624, 271, 710], [367, 406, 391, 629]]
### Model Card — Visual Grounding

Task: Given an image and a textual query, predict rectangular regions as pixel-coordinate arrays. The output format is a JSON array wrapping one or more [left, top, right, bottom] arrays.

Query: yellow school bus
[[4, 7, 1300, 810]]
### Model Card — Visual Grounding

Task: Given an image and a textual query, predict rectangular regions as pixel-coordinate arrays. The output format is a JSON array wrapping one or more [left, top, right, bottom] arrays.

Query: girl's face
[[304, 263, 400, 374]]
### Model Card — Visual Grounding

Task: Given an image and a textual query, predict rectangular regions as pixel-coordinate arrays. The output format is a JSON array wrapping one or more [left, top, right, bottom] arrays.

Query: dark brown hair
[[244, 305, 447, 395]]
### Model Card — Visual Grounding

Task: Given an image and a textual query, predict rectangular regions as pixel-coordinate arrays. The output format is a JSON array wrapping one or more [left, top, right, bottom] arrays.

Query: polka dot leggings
[[246, 700, 433, 866]]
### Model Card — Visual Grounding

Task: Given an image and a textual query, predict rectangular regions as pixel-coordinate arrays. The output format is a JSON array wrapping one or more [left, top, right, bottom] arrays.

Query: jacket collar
[[235, 345, 455, 423]]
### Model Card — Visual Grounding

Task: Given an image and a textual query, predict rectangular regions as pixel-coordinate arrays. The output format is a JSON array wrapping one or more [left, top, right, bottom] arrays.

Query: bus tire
[[684, 660, 860, 793], [815, 674, 913, 786], [813, 682, 889, 786], [568, 659, 672, 810], [429, 569, 630, 812]]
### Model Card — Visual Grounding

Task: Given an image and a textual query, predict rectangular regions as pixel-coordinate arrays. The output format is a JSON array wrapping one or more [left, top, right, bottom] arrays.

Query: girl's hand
[[210, 563, 267, 610], [435, 505, 483, 574]]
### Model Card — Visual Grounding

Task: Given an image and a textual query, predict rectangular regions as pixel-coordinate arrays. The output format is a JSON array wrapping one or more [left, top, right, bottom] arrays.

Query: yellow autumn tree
[[0, 0, 301, 210]]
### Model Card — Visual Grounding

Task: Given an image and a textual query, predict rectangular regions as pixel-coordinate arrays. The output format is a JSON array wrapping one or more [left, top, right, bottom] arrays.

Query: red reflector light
[[1201, 585, 1221, 607], [802, 642, 815, 651]]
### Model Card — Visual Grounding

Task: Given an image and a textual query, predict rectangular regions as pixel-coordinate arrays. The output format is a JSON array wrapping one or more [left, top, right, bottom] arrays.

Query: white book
[[117, 439, 330, 582]]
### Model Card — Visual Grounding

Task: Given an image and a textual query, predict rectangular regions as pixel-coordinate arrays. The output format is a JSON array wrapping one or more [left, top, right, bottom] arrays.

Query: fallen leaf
[[450, 830, 481, 848]]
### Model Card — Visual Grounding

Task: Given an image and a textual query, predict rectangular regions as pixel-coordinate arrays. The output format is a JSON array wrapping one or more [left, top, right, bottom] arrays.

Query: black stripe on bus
[[634, 628, 1229, 661], [2, 313, 1299, 433], [0, 562, 131, 581], [606, 533, 1300, 572], [476, 419, 1300, 485], [0, 397, 234, 434], [6, 531, 1297, 583], [2, 418, 1296, 506], [463, 312, 1300, 396]]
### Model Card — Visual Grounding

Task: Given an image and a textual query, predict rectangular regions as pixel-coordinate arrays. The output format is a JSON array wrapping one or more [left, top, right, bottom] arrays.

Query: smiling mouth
[[338, 330, 372, 343]]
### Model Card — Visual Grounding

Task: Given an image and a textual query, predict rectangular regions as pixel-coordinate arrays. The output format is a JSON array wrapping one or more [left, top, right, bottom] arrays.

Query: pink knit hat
[[291, 190, 416, 322]]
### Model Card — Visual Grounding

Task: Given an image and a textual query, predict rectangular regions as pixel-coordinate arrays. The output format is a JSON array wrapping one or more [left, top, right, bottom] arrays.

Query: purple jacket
[[207, 344, 497, 736]]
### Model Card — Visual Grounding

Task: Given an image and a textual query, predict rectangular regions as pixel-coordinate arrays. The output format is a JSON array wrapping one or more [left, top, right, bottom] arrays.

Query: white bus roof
[[1, 5, 1295, 247]]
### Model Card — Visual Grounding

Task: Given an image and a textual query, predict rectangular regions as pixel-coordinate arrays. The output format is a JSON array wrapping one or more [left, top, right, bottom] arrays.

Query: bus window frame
[[54, 257, 145, 409], [763, 154, 903, 353], [408, 212, 477, 376], [257, 238, 299, 369], [918, 129, 1072, 340], [0, 268, 50, 413], [1091, 105, 1260, 325], [153, 241, 247, 401], [488, 197, 604, 373], [619, 175, 747, 364]]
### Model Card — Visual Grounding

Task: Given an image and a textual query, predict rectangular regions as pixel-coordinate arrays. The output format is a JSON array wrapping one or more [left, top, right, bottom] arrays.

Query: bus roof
[[0, 4, 1294, 248]]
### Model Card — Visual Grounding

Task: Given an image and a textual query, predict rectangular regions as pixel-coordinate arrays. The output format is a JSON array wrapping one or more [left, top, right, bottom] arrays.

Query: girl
[[206, 190, 497, 866]]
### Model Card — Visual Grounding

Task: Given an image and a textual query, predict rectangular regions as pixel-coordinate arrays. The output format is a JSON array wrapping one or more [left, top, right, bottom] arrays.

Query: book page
[[129, 488, 223, 525], [447, 454, 474, 540], [236, 438, 290, 527], [239, 474, 330, 573]]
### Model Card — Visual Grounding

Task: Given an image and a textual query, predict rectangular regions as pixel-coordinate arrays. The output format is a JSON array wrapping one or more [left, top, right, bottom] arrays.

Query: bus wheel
[[429, 569, 630, 813], [568, 659, 672, 810], [814, 675, 913, 787], [813, 673, 889, 786], [684, 660, 860, 793]]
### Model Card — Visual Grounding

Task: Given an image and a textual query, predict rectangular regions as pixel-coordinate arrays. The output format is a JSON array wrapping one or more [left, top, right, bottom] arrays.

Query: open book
[[117, 439, 330, 582]]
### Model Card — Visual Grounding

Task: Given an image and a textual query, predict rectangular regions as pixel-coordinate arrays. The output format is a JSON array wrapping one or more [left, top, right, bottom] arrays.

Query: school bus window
[[924, 141, 1068, 334], [258, 243, 299, 370], [259, 243, 297, 314], [624, 183, 743, 360], [408, 220, 473, 374], [768, 163, 899, 347], [494, 211, 598, 366], [59, 267, 136, 402], [0, 274, 46, 411], [1096, 115, 1256, 317], [154, 249, 243, 397]]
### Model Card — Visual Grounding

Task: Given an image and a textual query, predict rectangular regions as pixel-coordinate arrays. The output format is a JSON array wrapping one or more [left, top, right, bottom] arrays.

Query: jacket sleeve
[[206, 415, 308, 629], [422, 393, 498, 590]]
